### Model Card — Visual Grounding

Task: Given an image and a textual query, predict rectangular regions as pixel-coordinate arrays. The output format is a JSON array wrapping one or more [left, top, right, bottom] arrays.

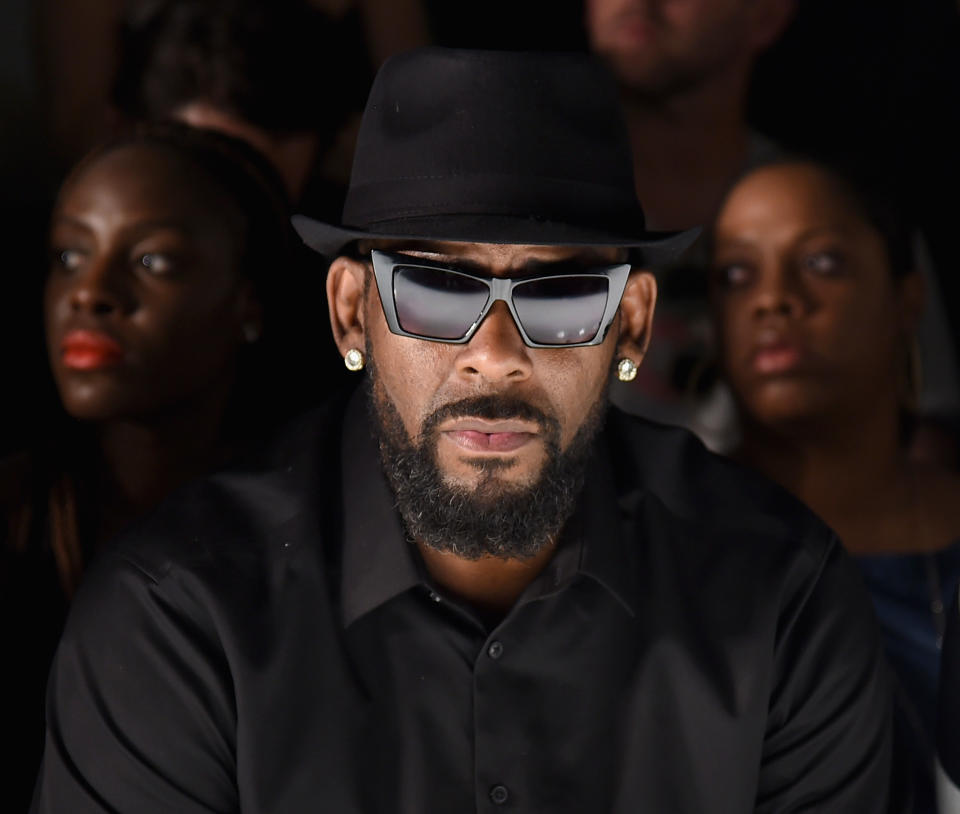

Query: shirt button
[[487, 640, 504, 660], [489, 784, 509, 805], [428, 591, 442, 603]]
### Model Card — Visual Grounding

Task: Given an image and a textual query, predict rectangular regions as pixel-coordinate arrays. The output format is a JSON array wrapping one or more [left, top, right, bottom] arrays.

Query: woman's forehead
[[56, 145, 242, 232]]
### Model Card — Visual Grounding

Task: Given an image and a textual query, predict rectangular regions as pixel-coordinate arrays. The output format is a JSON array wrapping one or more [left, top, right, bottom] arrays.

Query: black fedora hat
[[292, 47, 698, 264]]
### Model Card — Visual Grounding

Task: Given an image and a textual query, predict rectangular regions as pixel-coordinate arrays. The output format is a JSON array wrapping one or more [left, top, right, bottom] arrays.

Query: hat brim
[[291, 213, 700, 268]]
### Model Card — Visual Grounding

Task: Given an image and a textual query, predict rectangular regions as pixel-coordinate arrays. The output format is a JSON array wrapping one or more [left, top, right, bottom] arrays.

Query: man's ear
[[616, 269, 657, 363], [327, 256, 369, 357]]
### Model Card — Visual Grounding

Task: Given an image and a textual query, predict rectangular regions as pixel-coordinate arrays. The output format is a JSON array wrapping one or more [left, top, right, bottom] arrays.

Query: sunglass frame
[[369, 250, 631, 348]]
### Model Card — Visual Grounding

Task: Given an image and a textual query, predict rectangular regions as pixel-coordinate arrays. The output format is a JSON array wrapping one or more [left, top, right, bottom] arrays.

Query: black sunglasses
[[370, 250, 631, 348]]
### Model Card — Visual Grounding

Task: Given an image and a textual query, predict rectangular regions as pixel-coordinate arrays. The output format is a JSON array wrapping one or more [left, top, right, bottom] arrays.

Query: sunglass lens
[[393, 266, 490, 340], [512, 276, 609, 345]]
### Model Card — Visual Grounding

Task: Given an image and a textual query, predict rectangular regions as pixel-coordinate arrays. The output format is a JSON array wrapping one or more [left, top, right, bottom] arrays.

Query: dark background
[[1, 0, 958, 455]]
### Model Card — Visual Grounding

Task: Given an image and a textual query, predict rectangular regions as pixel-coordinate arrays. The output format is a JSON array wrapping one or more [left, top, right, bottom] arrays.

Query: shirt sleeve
[[755, 536, 899, 813], [31, 551, 239, 814]]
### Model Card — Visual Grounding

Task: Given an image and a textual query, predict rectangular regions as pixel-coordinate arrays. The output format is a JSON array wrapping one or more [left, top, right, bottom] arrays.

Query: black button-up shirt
[[33, 395, 895, 812]]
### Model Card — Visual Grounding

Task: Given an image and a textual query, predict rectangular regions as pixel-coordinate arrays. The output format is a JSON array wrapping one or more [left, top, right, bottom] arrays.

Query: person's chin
[[57, 378, 137, 423], [744, 384, 831, 430], [436, 444, 546, 493]]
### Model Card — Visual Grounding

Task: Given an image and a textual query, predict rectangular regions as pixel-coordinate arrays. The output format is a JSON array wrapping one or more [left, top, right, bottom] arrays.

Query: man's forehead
[[358, 239, 626, 272]]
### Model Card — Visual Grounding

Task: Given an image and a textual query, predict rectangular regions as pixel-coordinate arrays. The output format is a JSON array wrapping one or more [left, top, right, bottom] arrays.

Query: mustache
[[420, 395, 559, 439]]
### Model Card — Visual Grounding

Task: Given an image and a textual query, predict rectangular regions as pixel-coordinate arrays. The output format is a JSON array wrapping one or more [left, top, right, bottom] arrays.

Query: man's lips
[[609, 9, 660, 45], [618, 18, 657, 44], [61, 329, 125, 370], [440, 419, 539, 454]]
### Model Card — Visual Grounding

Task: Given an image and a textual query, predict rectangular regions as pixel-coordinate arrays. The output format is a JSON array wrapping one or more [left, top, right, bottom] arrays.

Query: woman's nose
[[68, 256, 128, 315], [751, 266, 806, 319]]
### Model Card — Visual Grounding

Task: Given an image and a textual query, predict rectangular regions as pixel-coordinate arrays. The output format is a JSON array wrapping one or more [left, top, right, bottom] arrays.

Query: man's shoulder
[[605, 408, 834, 557]]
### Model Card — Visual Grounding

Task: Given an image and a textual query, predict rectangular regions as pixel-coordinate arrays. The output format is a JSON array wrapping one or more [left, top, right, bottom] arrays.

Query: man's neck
[[415, 540, 558, 624], [621, 66, 753, 231]]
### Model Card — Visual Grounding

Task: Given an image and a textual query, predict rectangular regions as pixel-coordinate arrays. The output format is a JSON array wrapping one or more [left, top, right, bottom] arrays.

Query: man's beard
[[366, 362, 608, 561], [597, 28, 746, 105], [606, 52, 716, 106]]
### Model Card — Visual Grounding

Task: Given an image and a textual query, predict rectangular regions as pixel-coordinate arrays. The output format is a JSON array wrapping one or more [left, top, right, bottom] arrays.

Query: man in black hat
[[33, 48, 896, 813]]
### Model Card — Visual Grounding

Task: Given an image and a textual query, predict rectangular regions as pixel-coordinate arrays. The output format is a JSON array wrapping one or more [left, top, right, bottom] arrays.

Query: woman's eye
[[139, 253, 174, 274], [715, 263, 751, 288], [55, 248, 84, 271], [803, 251, 843, 275]]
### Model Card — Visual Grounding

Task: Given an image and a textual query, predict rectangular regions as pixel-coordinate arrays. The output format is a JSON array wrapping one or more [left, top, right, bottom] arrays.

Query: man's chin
[[441, 467, 540, 505], [366, 369, 606, 560], [438, 450, 544, 490]]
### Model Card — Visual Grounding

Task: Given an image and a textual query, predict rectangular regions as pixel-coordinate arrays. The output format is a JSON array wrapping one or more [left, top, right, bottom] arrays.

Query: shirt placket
[[473, 625, 519, 811]]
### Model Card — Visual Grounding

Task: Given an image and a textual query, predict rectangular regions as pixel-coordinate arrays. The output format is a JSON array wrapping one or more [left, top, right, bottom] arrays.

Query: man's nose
[[454, 301, 534, 385]]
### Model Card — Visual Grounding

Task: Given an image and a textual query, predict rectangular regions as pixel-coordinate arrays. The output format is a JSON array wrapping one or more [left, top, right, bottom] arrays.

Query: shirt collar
[[339, 391, 421, 628], [566, 432, 640, 617]]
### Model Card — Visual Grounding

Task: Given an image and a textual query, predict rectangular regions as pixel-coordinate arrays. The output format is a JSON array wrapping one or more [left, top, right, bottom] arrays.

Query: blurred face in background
[[709, 162, 920, 431], [586, 0, 791, 97], [45, 143, 259, 422]]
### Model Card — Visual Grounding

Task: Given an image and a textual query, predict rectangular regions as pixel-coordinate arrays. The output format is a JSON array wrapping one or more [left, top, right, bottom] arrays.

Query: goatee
[[366, 367, 607, 561]]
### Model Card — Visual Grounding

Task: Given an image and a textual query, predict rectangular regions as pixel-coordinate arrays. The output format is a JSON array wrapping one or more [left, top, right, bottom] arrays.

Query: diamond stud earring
[[344, 348, 365, 371], [617, 358, 638, 382]]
